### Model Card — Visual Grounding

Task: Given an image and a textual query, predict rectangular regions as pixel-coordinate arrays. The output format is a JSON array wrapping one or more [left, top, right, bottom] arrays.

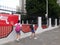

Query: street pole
[[46, 0, 48, 26]]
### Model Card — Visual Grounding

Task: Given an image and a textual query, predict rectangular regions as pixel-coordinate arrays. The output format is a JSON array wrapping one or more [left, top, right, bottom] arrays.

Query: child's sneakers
[[30, 36, 32, 39], [30, 36, 37, 39], [16, 38, 20, 41], [34, 37, 37, 39]]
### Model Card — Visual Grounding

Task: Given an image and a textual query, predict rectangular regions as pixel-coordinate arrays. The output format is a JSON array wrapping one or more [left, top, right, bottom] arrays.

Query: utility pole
[[45, 0, 48, 26]]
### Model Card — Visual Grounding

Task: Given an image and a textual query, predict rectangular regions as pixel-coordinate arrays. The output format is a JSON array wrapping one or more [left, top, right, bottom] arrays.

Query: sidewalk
[[2, 27, 60, 45]]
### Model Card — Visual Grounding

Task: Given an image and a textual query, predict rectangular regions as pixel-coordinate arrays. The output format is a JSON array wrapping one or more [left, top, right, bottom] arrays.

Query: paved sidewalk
[[2, 27, 60, 45]]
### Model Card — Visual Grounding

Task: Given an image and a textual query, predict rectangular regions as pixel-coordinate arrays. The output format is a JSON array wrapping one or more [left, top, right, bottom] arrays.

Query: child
[[30, 23, 37, 39], [15, 20, 22, 41]]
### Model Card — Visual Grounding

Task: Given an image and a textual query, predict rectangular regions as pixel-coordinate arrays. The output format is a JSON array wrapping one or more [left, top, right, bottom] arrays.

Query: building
[[57, 0, 60, 5]]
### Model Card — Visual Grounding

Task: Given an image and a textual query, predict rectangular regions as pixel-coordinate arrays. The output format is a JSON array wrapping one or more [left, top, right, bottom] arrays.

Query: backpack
[[30, 24, 33, 30], [15, 24, 21, 31]]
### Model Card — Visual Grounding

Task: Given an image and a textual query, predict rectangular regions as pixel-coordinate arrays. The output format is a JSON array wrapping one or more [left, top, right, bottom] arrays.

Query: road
[[2, 27, 60, 45]]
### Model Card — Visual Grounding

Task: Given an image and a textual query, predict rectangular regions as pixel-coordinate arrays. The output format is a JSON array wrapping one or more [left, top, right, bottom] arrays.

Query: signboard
[[0, 14, 19, 25]]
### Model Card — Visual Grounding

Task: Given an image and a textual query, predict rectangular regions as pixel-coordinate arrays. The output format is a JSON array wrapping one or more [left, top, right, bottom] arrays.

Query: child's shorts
[[31, 30, 35, 33], [16, 31, 20, 34]]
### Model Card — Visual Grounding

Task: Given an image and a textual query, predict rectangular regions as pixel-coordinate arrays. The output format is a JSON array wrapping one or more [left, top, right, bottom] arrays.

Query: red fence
[[0, 24, 48, 38], [0, 25, 13, 39], [0, 24, 38, 39], [0, 14, 19, 38], [22, 24, 38, 33]]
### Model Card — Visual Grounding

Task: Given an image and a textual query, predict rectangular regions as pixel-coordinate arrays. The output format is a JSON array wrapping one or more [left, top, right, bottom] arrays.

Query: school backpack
[[30, 24, 33, 30], [15, 24, 21, 31]]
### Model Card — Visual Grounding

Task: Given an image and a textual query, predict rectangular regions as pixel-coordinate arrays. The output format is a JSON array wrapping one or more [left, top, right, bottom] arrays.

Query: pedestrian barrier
[[0, 24, 13, 39], [22, 24, 38, 33], [0, 13, 19, 38], [42, 25, 48, 29]]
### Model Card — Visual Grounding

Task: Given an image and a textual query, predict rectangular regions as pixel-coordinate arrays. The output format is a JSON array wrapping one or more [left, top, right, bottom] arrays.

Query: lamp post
[[59, 17, 60, 25], [45, 0, 48, 26]]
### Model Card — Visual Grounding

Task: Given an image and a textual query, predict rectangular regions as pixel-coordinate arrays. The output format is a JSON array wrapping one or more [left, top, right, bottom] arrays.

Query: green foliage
[[26, 0, 46, 16], [48, 0, 60, 18]]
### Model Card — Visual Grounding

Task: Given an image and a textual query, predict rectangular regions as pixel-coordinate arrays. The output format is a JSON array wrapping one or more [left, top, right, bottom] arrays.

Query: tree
[[48, 0, 60, 18], [26, 0, 46, 17], [26, 0, 46, 24]]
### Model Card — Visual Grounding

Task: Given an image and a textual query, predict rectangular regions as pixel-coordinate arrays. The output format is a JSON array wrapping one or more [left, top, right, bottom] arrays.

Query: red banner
[[0, 14, 19, 25]]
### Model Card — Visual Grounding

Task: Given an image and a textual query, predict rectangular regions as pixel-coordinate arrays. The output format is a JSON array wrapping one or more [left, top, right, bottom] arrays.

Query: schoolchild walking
[[14, 20, 22, 41], [30, 22, 37, 39]]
